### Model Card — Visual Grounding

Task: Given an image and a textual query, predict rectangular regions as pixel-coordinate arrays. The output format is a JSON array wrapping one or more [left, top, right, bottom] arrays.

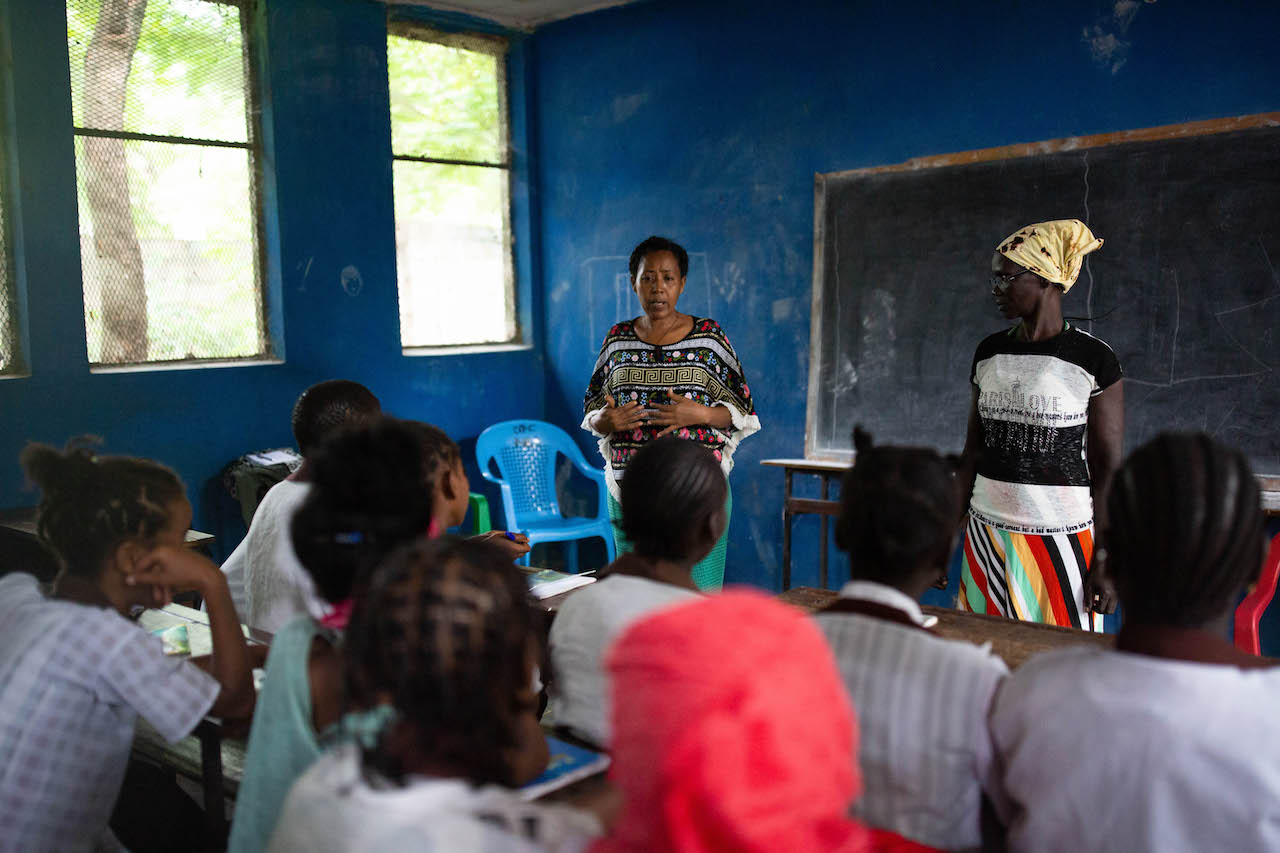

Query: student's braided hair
[[835, 427, 963, 580], [620, 436, 728, 563], [1106, 432, 1264, 628], [20, 439, 184, 578], [346, 536, 535, 787], [291, 418, 460, 604], [291, 379, 381, 456], [629, 235, 690, 279]]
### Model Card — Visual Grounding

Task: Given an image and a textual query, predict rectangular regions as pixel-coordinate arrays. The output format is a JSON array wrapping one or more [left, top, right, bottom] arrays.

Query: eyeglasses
[[990, 269, 1036, 292]]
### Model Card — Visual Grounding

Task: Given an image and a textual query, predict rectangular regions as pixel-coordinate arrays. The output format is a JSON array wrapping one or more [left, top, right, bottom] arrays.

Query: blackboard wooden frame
[[805, 111, 1280, 462]]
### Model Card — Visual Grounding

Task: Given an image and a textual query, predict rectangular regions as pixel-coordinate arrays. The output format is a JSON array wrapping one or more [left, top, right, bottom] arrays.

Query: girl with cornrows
[[960, 219, 1124, 631], [268, 536, 607, 851], [547, 436, 726, 747], [990, 432, 1280, 853], [0, 441, 254, 851]]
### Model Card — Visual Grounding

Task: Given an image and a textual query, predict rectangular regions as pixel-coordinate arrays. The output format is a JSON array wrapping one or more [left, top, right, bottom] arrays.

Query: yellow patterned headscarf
[[996, 219, 1103, 293]]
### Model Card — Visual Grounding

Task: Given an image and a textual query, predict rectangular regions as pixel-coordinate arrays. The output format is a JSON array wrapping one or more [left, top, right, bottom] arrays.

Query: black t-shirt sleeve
[[1085, 335, 1123, 395]]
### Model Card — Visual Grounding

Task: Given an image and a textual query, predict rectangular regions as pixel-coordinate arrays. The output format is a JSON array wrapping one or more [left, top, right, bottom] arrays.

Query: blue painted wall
[[0, 0, 544, 557], [531, 0, 1280, 605]]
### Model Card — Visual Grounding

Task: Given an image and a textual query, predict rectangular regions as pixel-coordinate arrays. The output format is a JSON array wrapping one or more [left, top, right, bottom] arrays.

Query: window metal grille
[[67, 0, 269, 367], [0, 43, 18, 375], [388, 22, 516, 350]]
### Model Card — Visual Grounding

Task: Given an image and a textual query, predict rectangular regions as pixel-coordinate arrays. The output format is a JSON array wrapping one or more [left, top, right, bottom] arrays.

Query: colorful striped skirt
[[607, 485, 731, 592], [959, 515, 1100, 632]]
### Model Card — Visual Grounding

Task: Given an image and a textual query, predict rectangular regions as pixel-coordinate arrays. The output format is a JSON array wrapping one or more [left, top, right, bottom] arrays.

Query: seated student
[[223, 379, 382, 632], [596, 590, 937, 852], [546, 436, 722, 746], [990, 432, 1280, 853], [0, 441, 253, 852], [229, 417, 472, 853], [815, 428, 1009, 852], [268, 536, 605, 852]]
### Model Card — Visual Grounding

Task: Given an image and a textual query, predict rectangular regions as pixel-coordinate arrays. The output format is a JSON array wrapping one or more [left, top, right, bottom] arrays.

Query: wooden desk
[[779, 586, 1115, 668], [134, 603, 267, 840], [760, 458, 849, 590]]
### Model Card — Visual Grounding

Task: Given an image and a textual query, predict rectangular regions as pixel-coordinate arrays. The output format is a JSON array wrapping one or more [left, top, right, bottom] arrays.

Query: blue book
[[519, 736, 611, 800]]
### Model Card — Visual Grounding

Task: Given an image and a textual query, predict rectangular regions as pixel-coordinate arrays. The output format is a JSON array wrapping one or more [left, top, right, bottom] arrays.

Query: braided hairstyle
[[291, 418, 460, 604], [345, 535, 535, 787], [621, 436, 728, 563], [20, 439, 184, 578], [1106, 432, 1264, 628], [291, 379, 381, 456], [629, 235, 690, 279], [835, 427, 963, 584]]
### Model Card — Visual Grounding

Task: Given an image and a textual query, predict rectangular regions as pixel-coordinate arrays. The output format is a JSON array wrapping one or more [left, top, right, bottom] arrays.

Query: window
[[387, 23, 516, 349], [67, 0, 269, 367]]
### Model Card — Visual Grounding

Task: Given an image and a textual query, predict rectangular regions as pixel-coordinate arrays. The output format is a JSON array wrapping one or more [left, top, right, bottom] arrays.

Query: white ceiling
[[389, 0, 640, 29]]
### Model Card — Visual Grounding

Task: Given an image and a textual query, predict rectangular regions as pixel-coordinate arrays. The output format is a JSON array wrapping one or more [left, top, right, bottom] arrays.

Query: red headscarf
[[595, 589, 921, 853]]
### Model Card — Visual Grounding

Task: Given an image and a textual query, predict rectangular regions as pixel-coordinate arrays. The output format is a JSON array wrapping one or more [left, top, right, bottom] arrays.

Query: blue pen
[[504, 531, 517, 541]]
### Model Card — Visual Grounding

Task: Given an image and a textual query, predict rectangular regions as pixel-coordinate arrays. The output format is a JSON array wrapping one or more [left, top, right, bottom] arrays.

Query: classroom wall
[[0, 0, 544, 556], [531, 0, 1280, 603]]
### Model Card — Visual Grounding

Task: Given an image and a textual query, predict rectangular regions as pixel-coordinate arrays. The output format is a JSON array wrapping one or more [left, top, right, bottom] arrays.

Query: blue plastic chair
[[475, 420, 616, 571]]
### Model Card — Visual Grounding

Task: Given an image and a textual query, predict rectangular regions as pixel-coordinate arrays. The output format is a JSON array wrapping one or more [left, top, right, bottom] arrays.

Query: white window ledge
[[402, 342, 533, 357], [90, 357, 284, 375]]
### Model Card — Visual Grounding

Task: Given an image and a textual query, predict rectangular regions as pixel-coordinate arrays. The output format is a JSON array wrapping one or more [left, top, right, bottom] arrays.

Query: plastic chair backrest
[[1234, 530, 1280, 655], [476, 421, 582, 526]]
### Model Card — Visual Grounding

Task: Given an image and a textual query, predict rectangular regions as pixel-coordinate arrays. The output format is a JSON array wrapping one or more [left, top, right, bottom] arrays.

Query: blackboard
[[806, 119, 1280, 474]]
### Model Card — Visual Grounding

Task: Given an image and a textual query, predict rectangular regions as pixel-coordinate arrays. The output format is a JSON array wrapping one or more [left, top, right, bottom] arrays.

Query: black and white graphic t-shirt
[[970, 325, 1122, 535]]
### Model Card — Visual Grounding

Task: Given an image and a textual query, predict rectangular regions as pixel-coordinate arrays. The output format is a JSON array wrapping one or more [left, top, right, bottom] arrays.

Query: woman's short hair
[[629, 235, 689, 279]]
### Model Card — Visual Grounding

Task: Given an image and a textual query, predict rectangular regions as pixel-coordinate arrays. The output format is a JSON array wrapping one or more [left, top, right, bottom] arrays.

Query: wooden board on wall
[[806, 113, 1280, 473]]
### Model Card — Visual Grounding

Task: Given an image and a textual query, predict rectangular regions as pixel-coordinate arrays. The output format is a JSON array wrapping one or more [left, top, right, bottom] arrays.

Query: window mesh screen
[[0, 146, 14, 374], [68, 0, 267, 366], [389, 25, 515, 349]]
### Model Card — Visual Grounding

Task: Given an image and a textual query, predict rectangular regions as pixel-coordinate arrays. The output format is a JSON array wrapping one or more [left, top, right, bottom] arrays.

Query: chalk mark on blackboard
[[1127, 264, 1274, 388], [830, 217, 842, 446]]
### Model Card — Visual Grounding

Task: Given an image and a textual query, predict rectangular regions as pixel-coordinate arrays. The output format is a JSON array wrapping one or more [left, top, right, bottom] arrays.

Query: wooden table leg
[[196, 720, 227, 841], [819, 475, 830, 590], [782, 470, 793, 591]]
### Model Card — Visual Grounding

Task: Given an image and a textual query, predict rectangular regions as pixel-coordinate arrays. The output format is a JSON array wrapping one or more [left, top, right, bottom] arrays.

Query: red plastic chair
[[1234, 530, 1280, 655]]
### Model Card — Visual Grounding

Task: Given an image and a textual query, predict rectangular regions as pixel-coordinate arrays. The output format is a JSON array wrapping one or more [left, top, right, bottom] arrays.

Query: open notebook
[[525, 568, 596, 600], [519, 735, 611, 800]]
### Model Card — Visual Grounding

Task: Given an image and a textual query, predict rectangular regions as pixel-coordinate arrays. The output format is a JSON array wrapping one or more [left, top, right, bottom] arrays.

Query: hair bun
[[20, 438, 103, 497]]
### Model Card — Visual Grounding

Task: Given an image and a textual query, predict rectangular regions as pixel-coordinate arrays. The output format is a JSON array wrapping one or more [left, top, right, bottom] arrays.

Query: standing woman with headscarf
[[959, 220, 1124, 632]]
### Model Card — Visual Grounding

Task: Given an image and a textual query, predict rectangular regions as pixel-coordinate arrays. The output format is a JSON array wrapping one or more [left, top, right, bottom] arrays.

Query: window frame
[[386, 18, 523, 354], [0, 13, 24, 378], [69, 0, 276, 371]]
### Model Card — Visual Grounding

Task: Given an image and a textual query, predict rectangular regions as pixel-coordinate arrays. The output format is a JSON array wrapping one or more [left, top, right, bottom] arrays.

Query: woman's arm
[[1084, 380, 1125, 615]]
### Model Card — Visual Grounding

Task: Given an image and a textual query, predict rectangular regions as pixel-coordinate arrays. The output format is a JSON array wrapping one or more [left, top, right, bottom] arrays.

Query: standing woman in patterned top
[[959, 220, 1124, 631], [583, 236, 761, 590]]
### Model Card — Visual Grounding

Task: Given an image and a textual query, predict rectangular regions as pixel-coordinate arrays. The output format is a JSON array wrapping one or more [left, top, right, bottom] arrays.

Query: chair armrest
[[466, 493, 492, 536]]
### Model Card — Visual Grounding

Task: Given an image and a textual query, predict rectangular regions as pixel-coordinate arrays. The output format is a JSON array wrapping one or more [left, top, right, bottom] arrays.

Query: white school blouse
[[267, 743, 601, 853], [0, 573, 218, 853], [220, 479, 328, 633], [547, 575, 698, 747], [990, 646, 1280, 853], [815, 581, 1009, 852]]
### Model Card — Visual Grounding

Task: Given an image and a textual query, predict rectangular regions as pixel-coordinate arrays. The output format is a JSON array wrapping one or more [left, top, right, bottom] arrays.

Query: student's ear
[[108, 539, 148, 578], [439, 463, 463, 502]]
